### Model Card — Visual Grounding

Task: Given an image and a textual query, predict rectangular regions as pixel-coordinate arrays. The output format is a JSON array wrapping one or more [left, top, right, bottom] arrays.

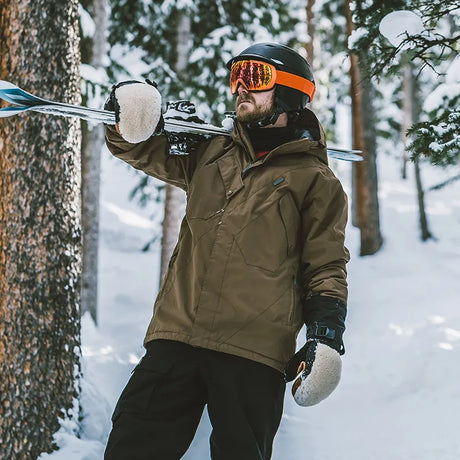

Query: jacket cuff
[[303, 295, 347, 355]]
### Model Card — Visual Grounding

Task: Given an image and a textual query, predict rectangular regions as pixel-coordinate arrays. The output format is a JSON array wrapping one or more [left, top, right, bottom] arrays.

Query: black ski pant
[[104, 339, 285, 460]]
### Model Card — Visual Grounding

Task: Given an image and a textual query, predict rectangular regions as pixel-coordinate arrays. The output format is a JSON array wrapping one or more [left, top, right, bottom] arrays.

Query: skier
[[103, 42, 349, 460]]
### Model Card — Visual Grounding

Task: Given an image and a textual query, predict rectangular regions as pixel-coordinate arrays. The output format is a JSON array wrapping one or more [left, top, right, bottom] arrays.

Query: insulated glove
[[104, 79, 163, 144], [284, 295, 346, 407]]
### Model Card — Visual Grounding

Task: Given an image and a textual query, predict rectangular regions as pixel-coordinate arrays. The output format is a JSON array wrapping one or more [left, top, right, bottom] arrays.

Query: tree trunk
[[305, 0, 316, 68], [159, 12, 191, 282], [359, 77, 382, 254], [345, 0, 382, 255], [345, 0, 363, 230], [414, 158, 432, 240], [401, 59, 433, 241], [0, 1, 82, 458], [81, 0, 109, 324], [400, 58, 412, 179], [305, 0, 316, 110], [160, 185, 185, 279]]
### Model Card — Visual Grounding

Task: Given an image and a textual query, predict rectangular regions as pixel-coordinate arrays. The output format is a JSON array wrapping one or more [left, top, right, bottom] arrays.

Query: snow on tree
[[350, 1, 459, 166]]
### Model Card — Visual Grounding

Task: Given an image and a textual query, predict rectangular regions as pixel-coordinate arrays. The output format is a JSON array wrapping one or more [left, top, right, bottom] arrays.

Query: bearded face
[[235, 88, 275, 124]]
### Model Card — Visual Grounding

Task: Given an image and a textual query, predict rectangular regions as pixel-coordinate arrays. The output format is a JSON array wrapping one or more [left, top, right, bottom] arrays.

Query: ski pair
[[0, 80, 363, 162]]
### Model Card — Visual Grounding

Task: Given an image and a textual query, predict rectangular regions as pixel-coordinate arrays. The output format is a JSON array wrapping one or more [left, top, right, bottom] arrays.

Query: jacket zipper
[[287, 275, 297, 325]]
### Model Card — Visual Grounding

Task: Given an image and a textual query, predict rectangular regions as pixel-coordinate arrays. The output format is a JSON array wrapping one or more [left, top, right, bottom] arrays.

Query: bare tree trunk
[[160, 185, 185, 278], [305, 0, 316, 111], [81, 0, 109, 324], [400, 58, 412, 179], [159, 12, 191, 282], [401, 59, 433, 241], [345, 0, 364, 230], [305, 0, 316, 68], [345, 0, 382, 255], [360, 78, 382, 254], [414, 158, 432, 240], [0, 0, 82, 458]]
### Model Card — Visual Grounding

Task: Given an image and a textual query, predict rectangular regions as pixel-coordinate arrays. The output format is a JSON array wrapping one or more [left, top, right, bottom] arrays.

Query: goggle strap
[[275, 70, 316, 100]]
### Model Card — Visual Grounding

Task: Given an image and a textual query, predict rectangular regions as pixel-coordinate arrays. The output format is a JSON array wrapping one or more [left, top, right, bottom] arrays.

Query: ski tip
[[0, 80, 19, 90], [327, 150, 363, 162], [0, 106, 31, 117]]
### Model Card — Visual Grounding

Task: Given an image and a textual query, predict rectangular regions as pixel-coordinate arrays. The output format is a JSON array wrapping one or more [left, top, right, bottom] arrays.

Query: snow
[[78, 4, 95, 39], [424, 57, 460, 113], [39, 138, 460, 458], [379, 10, 424, 48], [348, 27, 367, 50]]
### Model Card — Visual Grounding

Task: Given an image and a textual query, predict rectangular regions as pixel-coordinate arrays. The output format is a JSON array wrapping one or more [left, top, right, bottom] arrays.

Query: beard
[[235, 93, 275, 123]]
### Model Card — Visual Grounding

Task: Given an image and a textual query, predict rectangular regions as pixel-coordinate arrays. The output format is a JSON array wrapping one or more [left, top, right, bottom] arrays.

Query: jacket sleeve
[[105, 125, 207, 191], [300, 165, 349, 307]]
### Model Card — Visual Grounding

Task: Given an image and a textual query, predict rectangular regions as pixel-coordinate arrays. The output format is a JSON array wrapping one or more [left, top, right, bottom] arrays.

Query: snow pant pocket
[[105, 340, 207, 460], [111, 354, 172, 423]]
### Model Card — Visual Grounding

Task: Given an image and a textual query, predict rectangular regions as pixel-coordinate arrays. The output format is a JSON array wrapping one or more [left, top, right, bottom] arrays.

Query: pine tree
[[0, 0, 82, 457]]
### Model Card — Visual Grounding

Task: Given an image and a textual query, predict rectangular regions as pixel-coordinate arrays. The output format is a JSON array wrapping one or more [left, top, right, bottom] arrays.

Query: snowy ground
[[40, 145, 460, 460]]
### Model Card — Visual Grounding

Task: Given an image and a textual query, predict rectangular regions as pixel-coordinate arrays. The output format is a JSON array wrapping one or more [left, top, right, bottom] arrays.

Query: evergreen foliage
[[306, 0, 350, 143], [349, 0, 459, 165], [107, 0, 298, 122], [408, 106, 460, 166]]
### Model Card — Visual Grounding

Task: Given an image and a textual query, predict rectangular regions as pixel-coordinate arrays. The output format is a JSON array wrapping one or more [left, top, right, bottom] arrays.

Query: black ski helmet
[[226, 42, 315, 124]]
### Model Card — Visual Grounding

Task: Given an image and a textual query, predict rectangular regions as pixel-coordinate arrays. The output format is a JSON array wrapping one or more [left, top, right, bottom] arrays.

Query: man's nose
[[237, 83, 249, 95]]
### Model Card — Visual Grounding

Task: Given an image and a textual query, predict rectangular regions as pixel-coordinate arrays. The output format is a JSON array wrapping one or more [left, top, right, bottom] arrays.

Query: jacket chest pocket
[[186, 162, 227, 219], [236, 192, 299, 273], [186, 153, 244, 220]]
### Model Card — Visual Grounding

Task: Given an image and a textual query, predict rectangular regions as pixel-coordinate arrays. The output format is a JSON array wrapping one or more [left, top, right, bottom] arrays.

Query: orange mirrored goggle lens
[[230, 60, 276, 94], [230, 59, 316, 102]]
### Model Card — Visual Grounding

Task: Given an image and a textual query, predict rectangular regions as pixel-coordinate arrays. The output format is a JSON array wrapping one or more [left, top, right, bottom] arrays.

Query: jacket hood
[[232, 108, 328, 166]]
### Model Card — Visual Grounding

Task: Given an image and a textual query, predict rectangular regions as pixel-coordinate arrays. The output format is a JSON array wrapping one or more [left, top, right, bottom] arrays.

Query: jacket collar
[[231, 108, 328, 166]]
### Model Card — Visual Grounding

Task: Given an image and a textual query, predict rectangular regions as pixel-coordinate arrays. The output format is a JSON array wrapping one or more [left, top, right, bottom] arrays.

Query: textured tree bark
[[0, 0, 82, 457], [359, 77, 383, 254], [81, 0, 109, 323], [345, 0, 382, 256], [159, 12, 190, 282]]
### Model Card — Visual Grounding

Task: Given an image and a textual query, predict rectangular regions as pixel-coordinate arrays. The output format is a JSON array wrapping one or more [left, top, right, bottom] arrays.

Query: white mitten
[[294, 341, 342, 406], [284, 340, 342, 406], [105, 79, 162, 143], [285, 296, 346, 406]]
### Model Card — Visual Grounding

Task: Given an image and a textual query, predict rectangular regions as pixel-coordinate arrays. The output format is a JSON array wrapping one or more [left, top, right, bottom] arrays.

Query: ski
[[0, 80, 362, 161]]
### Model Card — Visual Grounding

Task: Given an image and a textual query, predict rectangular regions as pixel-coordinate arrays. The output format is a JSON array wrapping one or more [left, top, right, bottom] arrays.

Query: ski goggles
[[229, 59, 315, 101]]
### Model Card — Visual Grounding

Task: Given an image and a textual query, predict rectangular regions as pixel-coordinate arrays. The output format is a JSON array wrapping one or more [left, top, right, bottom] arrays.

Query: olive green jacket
[[105, 109, 349, 373]]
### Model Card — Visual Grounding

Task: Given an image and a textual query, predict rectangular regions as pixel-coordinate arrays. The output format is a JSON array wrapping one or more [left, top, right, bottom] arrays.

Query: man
[[103, 42, 349, 460]]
